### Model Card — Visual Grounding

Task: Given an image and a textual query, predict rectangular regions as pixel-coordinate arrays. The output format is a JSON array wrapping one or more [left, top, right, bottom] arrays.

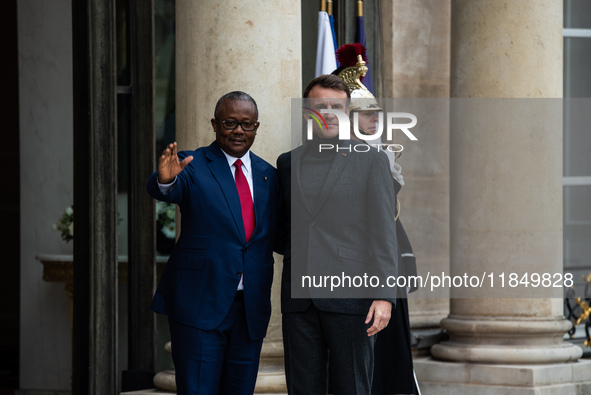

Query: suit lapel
[[205, 143, 246, 244], [311, 141, 351, 217], [250, 153, 269, 244], [291, 145, 313, 216]]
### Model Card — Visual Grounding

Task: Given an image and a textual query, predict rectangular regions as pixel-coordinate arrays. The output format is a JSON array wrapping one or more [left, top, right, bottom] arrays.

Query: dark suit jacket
[[277, 140, 399, 316], [147, 141, 281, 340]]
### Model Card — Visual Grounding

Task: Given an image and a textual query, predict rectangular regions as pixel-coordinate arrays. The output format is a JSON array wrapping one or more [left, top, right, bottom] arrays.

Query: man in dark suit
[[330, 52, 420, 394], [277, 75, 399, 395], [147, 91, 281, 395]]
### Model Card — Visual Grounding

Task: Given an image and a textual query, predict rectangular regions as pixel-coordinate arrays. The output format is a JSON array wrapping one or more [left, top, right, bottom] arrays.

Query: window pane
[[564, 186, 591, 296], [564, 100, 591, 177], [563, 1, 591, 319], [564, 38, 591, 98], [564, 0, 591, 29], [565, 185, 591, 224]]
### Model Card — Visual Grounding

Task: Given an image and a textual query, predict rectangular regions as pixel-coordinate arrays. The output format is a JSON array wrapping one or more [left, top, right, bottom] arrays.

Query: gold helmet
[[334, 43, 382, 112]]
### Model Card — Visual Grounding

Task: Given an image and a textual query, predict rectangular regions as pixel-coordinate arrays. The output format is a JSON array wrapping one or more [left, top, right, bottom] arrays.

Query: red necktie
[[233, 159, 255, 242]]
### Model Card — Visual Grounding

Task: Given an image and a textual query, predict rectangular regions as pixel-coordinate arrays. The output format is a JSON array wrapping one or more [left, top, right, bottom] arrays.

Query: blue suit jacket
[[147, 141, 281, 340]]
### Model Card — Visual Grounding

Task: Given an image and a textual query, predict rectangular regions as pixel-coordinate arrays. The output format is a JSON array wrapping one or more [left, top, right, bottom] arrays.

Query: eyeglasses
[[218, 119, 260, 132]]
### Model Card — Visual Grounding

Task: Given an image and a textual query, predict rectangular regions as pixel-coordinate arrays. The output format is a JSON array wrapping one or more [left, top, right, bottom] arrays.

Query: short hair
[[303, 74, 351, 99], [214, 91, 259, 120]]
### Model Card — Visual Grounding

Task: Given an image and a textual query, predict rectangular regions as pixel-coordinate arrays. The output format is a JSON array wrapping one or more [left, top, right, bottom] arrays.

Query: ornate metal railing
[[565, 273, 591, 347]]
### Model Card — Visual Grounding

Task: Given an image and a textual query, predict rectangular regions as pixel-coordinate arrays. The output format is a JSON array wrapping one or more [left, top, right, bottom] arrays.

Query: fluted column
[[153, 1, 301, 393], [431, 0, 580, 365], [381, 0, 452, 333]]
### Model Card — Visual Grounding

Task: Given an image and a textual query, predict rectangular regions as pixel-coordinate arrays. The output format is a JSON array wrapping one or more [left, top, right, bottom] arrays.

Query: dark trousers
[[168, 294, 263, 395], [282, 303, 376, 395]]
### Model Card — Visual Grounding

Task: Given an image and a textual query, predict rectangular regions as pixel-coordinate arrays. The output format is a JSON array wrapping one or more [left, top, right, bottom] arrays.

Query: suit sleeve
[[273, 153, 290, 255]]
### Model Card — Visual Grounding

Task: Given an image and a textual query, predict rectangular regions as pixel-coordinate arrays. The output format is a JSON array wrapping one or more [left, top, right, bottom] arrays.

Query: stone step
[[122, 365, 287, 395]]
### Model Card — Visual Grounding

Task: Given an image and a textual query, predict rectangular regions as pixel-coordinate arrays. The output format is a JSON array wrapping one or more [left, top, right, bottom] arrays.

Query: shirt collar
[[221, 149, 251, 174]]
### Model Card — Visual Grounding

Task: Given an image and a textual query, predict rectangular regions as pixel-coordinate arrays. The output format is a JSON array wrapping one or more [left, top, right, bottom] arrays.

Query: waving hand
[[157, 142, 194, 183]]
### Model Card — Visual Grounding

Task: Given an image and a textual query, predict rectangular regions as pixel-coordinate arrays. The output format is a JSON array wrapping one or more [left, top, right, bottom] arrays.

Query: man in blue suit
[[147, 91, 281, 394]]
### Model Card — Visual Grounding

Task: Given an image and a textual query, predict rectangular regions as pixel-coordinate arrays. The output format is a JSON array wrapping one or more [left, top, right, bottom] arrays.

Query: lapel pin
[[264, 176, 268, 181], [342, 153, 347, 156]]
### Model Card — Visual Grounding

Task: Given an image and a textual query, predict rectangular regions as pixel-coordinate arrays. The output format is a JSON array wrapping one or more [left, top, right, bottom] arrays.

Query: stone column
[[153, 1, 301, 393], [381, 0, 452, 334], [176, 1, 300, 161], [416, 1, 591, 393]]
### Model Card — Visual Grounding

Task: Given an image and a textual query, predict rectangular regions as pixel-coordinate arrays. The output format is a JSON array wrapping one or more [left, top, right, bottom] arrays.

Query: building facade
[[6, 0, 591, 394]]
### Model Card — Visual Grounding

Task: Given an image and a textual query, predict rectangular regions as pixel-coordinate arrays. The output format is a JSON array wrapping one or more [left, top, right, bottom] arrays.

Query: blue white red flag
[[315, 11, 337, 77], [328, 14, 339, 67]]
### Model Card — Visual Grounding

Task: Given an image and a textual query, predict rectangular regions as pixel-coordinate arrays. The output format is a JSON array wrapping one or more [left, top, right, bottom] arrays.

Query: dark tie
[[233, 159, 255, 242]]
